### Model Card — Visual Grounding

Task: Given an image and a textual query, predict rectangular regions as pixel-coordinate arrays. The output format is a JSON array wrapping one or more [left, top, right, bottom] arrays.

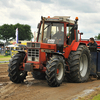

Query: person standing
[[1, 46, 4, 55], [87, 37, 97, 48]]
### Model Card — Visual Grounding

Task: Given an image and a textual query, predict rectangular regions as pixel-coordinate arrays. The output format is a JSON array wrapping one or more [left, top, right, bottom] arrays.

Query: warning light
[[48, 16, 50, 18], [75, 17, 78, 20]]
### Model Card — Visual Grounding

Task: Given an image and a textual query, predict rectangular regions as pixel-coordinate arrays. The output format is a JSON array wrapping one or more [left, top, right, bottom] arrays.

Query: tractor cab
[[38, 22, 64, 45], [38, 16, 78, 51], [37, 16, 78, 45], [38, 21, 65, 53]]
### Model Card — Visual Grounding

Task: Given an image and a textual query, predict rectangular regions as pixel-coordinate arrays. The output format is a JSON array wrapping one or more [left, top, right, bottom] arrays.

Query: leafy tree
[[14, 23, 33, 41], [95, 33, 100, 40], [94, 36, 98, 39], [0, 23, 33, 42], [0, 24, 15, 42]]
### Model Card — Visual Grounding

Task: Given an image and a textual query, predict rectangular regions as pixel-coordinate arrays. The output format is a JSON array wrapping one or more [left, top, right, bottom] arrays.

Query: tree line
[[0, 23, 33, 42], [95, 33, 100, 40]]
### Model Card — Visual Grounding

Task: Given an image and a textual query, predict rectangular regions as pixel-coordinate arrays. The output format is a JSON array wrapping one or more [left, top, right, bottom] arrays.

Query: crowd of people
[[0, 44, 27, 56]]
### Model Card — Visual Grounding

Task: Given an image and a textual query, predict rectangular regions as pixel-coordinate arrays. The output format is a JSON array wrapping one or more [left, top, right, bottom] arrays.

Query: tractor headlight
[[28, 57, 32, 61], [35, 57, 39, 62], [27, 43, 40, 48]]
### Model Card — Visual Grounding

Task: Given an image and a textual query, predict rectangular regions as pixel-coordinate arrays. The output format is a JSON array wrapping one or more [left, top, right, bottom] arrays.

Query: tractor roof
[[44, 16, 75, 24]]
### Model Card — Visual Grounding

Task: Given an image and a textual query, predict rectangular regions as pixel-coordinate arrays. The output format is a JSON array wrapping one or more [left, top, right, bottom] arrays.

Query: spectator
[[87, 37, 97, 48]]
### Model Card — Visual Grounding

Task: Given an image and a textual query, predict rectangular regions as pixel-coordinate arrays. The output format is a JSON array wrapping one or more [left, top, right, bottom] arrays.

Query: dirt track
[[0, 64, 100, 100]]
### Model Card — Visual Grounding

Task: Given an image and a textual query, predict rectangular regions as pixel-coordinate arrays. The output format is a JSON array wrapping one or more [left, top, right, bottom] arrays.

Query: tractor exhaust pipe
[[75, 17, 78, 42], [41, 16, 45, 43]]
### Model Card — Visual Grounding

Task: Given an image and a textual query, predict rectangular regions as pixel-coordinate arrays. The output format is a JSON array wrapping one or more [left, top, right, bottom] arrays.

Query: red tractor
[[8, 16, 91, 87]]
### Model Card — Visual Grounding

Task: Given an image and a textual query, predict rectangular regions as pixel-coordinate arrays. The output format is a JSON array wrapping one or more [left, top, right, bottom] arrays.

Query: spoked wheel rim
[[80, 54, 88, 77], [56, 63, 64, 80]]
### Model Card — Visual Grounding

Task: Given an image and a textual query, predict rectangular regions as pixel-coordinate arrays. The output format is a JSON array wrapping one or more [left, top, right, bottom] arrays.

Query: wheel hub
[[57, 69, 59, 74], [56, 63, 64, 80]]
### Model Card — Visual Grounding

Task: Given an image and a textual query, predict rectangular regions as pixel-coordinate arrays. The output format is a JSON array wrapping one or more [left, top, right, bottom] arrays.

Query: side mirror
[[80, 32, 83, 35], [78, 32, 83, 35], [37, 23, 40, 28]]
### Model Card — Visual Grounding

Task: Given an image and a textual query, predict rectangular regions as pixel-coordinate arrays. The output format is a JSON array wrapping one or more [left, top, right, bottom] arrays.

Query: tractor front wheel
[[8, 53, 27, 83], [45, 55, 65, 87]]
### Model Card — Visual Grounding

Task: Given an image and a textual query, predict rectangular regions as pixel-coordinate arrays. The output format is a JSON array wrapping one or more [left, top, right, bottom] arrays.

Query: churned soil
[[0, 64, 100, 100]]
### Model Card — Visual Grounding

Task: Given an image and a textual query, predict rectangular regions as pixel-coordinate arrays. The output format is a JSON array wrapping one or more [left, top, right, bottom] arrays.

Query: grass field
[[78, 88, 100, 100], [0, 55, 11, 61], [92, 94, 100, 100]]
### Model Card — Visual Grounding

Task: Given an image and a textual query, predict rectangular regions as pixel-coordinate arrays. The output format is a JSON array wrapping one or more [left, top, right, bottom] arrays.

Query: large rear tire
[[8, 53, 27, 83], [31, 71, 45, 80], [45, 55, 65, 87], [66, 45, 90, 83]]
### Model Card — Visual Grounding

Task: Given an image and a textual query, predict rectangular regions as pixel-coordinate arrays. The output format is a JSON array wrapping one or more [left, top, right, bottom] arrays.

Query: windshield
[[38, 22, 64, 44]]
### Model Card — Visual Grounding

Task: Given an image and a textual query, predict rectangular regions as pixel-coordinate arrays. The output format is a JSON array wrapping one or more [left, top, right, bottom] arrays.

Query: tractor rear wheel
[[66, 45, 90, 83], [8, 53, 27, 83], [31, 71, 45, 80], [45, 55, 65, 87]]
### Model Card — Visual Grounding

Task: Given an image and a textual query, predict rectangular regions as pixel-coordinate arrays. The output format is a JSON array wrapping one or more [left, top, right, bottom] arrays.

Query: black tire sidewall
[[17, 53, 27, 80], [11, 53, 27, 82], [45, 55, 65, 87]]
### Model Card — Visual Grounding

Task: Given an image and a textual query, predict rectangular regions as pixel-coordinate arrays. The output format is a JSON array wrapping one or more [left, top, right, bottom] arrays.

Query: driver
[[58, 26, 62, 33], [52, 26, 63, 40]]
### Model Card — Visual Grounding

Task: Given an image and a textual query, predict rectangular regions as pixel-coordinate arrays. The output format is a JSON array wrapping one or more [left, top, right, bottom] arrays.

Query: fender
[[48, 52, 65, 59], [71, 42, 86, 51], [18, 50, 26, 54]]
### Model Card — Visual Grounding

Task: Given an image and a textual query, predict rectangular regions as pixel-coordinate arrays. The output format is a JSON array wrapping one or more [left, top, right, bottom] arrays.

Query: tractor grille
[[28, 49, 39, 62]]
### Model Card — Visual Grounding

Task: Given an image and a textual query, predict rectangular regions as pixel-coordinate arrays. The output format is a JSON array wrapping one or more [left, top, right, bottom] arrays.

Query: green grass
[[92, 94, 100, 100], [77, 89, 100, 100], [0, 55, 11, 61]]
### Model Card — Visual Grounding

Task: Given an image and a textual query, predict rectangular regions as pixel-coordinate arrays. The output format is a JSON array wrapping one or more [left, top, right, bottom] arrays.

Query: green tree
[[0, 23, 33, 43], [94, 36, 98, 39], [14, 23, 33, 41], [95, 33, 100, 40], [0, 24, 15, 42]]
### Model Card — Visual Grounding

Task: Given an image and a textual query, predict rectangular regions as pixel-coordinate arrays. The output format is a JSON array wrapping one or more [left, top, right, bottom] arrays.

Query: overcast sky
[[0, 0, 100, 39]]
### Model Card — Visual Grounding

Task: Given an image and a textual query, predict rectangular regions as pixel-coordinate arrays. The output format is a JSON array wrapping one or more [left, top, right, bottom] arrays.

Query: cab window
[[66, 25, 75, 45]]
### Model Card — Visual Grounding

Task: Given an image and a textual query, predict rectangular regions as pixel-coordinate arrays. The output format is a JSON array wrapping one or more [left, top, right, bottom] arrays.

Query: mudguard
[[48, 52, 65, 59], [71, 42, 86, 51], [18, 50, 26, 54]]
